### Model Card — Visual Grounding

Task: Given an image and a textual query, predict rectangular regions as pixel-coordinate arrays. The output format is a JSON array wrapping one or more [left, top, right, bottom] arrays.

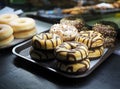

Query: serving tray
[[12, 39, 115, 78]]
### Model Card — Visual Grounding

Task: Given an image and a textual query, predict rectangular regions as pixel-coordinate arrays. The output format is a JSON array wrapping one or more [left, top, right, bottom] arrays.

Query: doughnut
[[30, 47, 55, 61], [49, 24, 78, 41], [88, 46, 104, 60], [13, 28, 36, 39], [92, 23, 117, 37], [55, 59, 90, 74], [32, 33, 63, 50], [0, 35, 14, 47], [0, 14, 19, 24], [55, 41, 88, 63], [9, 17, 36, 32], [75, 31, 104, 49], [0, 24, 13, 40], [60, 16, 85, 31]]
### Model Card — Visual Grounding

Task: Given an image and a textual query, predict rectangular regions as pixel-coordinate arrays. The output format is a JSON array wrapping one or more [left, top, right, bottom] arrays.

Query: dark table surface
[[0, 46, 120, 89]]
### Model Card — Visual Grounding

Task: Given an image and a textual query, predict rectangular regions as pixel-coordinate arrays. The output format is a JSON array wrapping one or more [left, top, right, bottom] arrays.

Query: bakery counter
[[0, 19, 120, 89], [0, 46, 120, 89]]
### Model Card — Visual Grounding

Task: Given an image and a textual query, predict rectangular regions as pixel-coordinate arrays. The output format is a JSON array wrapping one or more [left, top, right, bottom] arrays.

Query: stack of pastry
[[75, 31, 104, 60], [30, 32, 63, 61], [92, 21, 118, 48], [55, 41, 90, 74], [0, 24, 14, 47], [10, 17, 37, 39]]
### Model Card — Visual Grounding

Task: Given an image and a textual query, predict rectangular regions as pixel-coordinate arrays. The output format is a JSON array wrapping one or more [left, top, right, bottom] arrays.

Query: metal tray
[[12, 39, 115, 78]]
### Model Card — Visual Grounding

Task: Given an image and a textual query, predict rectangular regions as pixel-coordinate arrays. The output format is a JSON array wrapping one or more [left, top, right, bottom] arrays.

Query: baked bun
[[49, 24, 78, 41], [75, 31, 104, 49], [55, 41, 88, 63], [56, 59, 90, 74]]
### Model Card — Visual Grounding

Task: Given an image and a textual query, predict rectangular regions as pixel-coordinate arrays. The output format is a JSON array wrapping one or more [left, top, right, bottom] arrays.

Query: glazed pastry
[[10, 17, 37, 38], [55, 41, 88, 63], [29, 47, 55, 61], [56, 59, 90, 74], [32, 32, 63, 50], [49, 24, 78, 41], [0, 24, 14, 47], [75, 31, 104, 49], [60, 16, 85, 31], [88, 46, 104, 60]]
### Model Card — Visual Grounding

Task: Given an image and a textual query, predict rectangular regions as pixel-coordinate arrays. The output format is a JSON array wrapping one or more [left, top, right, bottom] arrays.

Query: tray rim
[[12, 39, 115, 78]]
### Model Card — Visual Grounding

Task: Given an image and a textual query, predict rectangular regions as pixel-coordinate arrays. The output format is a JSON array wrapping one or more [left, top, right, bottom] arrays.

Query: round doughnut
[[55, 59, 90, 74], [32, 33, 63, 50], [0, 14, 19, 24], [13, 28, 36, 39], [0, 35, 14, 47], [75, 31, 104, 49], [9, 17, 36, 32], [60, 16, 85, 31], [30, 47, 55, 61], [0, 24, 13, 40], [49, 24, 78, 41], [88, 46, 104, 60], [55, 41, 88, 63]]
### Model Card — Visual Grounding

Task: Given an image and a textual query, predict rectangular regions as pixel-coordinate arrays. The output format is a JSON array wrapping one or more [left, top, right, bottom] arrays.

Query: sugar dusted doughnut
[[0, 35, 14, 47], [10, 17, 36, 32], [32, 33, 63, 50], [0, 14, 19, 24], [0, 24, 13, 40], [55, 41, 88, 63], [56, 59, 90, 74], [49, 24, 78, 41], [75, 31, 104, 49]]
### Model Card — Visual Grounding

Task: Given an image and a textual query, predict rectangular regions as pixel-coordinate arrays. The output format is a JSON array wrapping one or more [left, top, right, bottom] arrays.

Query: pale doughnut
[[49, 24, 78, 41], [10, 17, 36, 32], [32, 33, 63, 50], [0, 24, 13, 40], [55, 41, 88, 63], [0, 14, 19, 24], [14, 28, 36, 39], [0, 35, 14, 47]]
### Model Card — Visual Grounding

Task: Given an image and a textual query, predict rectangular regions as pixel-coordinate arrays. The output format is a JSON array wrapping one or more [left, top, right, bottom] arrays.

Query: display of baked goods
[[0, 13, 37, 48]]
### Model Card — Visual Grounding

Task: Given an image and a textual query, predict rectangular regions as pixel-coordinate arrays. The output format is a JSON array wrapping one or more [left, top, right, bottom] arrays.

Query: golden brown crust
[[55, 41, 88, 63], [32, 33, 63, 50], [75, 31, 104, 49]]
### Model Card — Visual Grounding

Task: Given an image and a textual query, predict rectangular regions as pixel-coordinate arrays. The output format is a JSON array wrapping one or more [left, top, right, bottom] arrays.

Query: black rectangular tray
[[12, 39, 115, 78]]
